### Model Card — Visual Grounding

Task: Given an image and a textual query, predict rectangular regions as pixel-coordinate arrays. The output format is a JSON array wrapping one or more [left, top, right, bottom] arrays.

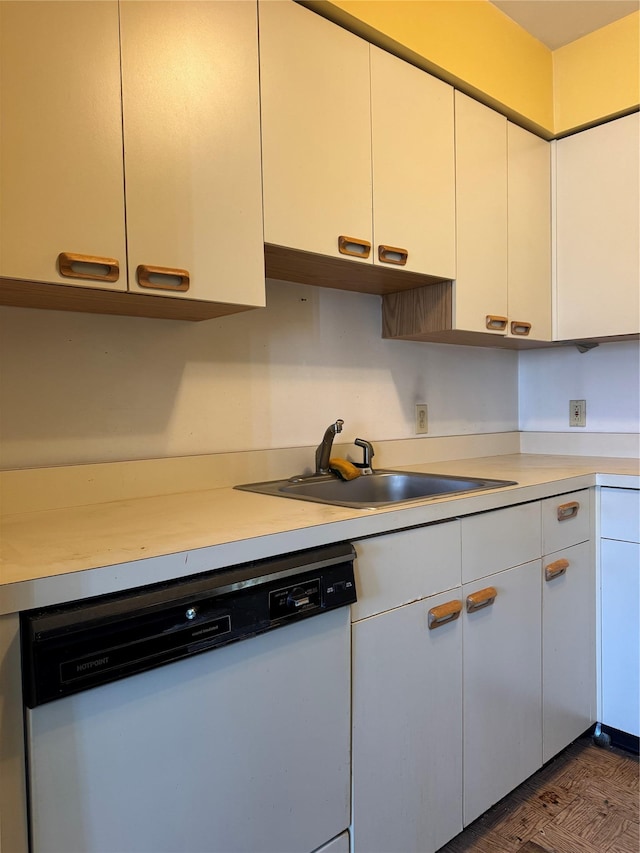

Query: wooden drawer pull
[[557, 501, 580, 521], [137, 265, 190, 292], [338, 235, 371, 259], [466, 586, 498, 613], [510, 320, 531, 336], [486, 315, 508, 331], [58, 252, 119, 283], [428, 599, 462, 630], [545, 558, 569, 582], [378, 244, 408, 266]]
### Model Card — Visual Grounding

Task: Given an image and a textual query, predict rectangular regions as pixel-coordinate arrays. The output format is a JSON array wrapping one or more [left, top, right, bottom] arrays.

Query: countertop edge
[[3, 463, 638, 615]]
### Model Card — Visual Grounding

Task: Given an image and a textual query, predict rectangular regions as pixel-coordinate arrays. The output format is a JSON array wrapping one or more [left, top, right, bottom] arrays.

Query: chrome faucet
[[315, 419, 344, 474], [354, 438, 375, 472]]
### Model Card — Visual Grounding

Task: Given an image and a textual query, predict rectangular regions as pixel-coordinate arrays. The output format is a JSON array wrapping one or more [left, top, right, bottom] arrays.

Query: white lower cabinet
[[351, 492, 595, 851], [601, 539, 640, 737], [462, 560, 542, 825], [541, 490, 595, 760], [351, 522, 462, 853], [542, 540, 595, 762], [600, 487, 640, 738], [352, 589, 463, 853]]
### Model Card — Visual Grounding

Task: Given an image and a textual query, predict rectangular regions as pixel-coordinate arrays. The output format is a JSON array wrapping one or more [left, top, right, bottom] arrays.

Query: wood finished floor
[[438, 736, 639, 853]]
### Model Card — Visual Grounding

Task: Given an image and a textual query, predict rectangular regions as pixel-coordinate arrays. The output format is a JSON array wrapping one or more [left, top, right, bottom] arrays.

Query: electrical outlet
[[569, 399, 586, 428], [415, 404, 428, 434]]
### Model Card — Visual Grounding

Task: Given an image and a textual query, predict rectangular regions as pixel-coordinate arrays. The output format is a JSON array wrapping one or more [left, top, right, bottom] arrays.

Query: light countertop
[[1, 453, 638, 613]]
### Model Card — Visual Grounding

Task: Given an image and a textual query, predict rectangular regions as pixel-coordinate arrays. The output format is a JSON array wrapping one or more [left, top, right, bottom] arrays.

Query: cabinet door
[[454, 92, 508, 335], [0, 1, 126, 291], [542, 541, 595, 763], [370, 47, 455, 279], [463, 560, 542, 825], [352, 590, 463, 853], [259, 0, 372, 263], [120, 1, 264, 306], [601, 538, 640, 736], [507, 123, 551, 341], [555, 113, 640, 339]]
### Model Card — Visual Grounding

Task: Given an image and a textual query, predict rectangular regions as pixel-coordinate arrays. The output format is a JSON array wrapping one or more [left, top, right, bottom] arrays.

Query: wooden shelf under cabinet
[[265, 244, 450, 296], [381, 283, 640, 350], [0, 277, 257, 322]]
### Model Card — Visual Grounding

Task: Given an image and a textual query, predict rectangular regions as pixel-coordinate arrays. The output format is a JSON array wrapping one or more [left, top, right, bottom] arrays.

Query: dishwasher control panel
[[22, 542, 357, 707]]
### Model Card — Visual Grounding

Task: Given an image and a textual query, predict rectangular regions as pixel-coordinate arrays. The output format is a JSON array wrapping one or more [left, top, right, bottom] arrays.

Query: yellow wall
[[317, 0, 639, 136], [320, 0, 554, 134], [554, 12, 640, 134]]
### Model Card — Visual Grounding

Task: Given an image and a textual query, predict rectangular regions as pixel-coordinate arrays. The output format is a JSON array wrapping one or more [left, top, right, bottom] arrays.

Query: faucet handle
[[354, 438, 375, 470]]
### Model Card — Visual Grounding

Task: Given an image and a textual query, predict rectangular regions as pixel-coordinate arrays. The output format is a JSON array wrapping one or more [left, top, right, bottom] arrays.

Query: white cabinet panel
[[352, 589, 463, 853], [121, 1, 265, 306], [352, 521, 460, 621], [0, 1, 126, 290], [555, 113, 640, 339], [461, 502, 541, 584], [454, 91, 508, 335], [371, 46, 456, 279], [312, 831, 349, 853], [259, 0, 372, 261], [507, 123, 551, 341], [543, 541, 595, 762], [601, 487, 640, 543], [463, 560, 542, 825], [601, 538, 640, 737]]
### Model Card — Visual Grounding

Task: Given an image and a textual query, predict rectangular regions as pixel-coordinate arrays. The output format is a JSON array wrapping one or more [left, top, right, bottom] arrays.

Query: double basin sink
[[236, 470, 517, 510]]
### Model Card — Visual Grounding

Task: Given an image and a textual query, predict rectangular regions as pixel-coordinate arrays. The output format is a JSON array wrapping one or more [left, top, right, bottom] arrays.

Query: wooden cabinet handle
[[510, 321, 531, 336], [428, 599, 462, 630], [485, 315, 508, 331], [545, 558, 569, 582], [58, 252, 119, 283], [338, 235, 371, 259], [378, 244, 408, 266], [466, 586, 498, 613], [557, 501, 580, 521], [136, 265, 190, 292]]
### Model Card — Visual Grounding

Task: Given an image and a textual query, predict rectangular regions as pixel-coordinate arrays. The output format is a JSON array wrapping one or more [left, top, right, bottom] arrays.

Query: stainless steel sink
[[235, 470, 517, 509]]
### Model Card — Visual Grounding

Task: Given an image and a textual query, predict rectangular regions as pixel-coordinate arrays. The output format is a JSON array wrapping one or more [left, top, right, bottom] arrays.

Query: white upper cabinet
[[259, 1, 456, 280], [507, 122, 551, 341], [259, 0, 372, 263], [0, 0, 265, 317], [370, 46, 456, 279], [454, 91, 508, 335], [120, 1, 265, 306], [383, 106, 553, 346], [0, 1, 127, 290], [555, 112, 640, 339]]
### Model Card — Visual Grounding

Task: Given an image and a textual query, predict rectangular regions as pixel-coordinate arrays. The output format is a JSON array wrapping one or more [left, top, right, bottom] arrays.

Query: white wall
[[0, 280, 519, 470], [519, 340, 640, 433]]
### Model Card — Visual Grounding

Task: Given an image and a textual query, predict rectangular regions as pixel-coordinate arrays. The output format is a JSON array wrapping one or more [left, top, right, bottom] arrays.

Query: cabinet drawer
[[352, 521, 461, 621], [542, 490, 591, 554], [601, 488, 640, 543], [461, 503, 541, 584]]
